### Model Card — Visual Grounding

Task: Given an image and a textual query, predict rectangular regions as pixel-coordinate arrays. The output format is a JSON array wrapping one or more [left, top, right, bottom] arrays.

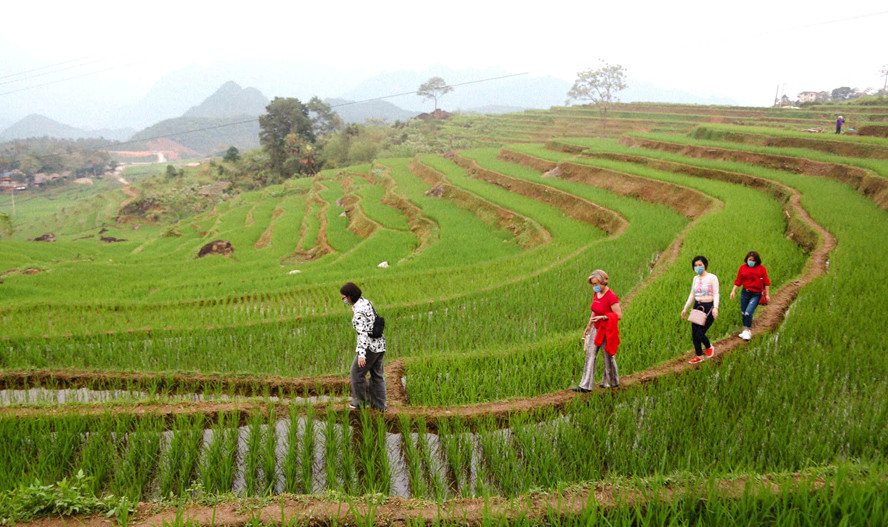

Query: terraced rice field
[[1, 102, 887, 525]]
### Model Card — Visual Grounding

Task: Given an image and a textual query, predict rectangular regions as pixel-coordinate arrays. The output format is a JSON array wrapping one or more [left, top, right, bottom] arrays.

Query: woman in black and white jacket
[[340, 282, 387, 411]]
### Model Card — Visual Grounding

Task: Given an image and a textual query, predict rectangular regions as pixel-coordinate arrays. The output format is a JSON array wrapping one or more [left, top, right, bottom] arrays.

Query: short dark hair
[[339, 282, 362, 304], [745, 251, 762, 265], [692, 255, 708, 269]]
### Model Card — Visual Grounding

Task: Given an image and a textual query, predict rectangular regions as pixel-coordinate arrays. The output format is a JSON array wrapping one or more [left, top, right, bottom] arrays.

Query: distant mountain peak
[[182, 81, 269, 119]]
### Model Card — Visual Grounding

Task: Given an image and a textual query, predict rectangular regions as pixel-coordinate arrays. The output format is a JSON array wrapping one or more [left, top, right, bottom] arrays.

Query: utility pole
[[882, 64, 888, 92], [774, 84, 780, 107]]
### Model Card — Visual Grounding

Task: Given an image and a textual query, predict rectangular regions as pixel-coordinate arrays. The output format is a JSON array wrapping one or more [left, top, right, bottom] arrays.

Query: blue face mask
[[694, 266, 705, 274], [343, 298, 351, 306], [592, 285, 602, 293], [747, 260, 756, 267]]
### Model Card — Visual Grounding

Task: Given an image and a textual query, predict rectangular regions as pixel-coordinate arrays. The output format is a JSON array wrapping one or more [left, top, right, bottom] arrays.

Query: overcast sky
[[3, 0, 887, 126]]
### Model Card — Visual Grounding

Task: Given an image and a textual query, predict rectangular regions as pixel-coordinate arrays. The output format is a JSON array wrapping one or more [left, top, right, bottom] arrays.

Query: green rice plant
[[77, 418, 116, 495], [436, 419, 473, 497], [261, 409, 278, 495], [158, 415, 191, 497], [282, 405, 301, 494], [356, 409, 378, 494], [477, 418, 526, 497], [374, 415, 392, 496], [299, 405, 316, 494], [414, 418, 446, 501], [323, 408, 341, 491], [29, 415, 86, 486], [199, 413, 238, 495], [339, 410, 358, 495], [397, 415, 427, 499], [243, 410, 263, 496], [110, 416, 162, 502], [509, 411, 565, 490]]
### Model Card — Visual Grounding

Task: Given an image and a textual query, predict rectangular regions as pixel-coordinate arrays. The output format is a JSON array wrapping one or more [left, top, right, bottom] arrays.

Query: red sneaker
[[689, 355, 704, 364], [705, 347, 714, 358]]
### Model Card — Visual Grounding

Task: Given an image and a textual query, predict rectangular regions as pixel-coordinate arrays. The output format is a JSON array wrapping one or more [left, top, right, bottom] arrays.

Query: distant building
[[798, 92, 818, 103]]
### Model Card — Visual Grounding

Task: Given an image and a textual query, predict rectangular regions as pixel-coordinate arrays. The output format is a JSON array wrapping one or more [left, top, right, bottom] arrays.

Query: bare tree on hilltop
[[417, 77, 453, 112], [566, 61, 627, 136]]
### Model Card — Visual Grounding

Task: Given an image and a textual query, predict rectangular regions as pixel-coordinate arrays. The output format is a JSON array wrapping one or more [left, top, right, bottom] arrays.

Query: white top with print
[[683, 273, 720, 310], [351, 298, 386, 358]]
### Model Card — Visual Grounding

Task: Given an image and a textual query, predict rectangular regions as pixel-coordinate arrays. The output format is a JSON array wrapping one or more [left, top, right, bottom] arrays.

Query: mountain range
[[0, 64, 740, 153]]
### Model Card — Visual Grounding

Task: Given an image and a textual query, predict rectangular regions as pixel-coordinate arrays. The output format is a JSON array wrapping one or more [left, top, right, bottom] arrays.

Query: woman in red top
[[729, 250, 771, 341], [574, 269, 622, 392]]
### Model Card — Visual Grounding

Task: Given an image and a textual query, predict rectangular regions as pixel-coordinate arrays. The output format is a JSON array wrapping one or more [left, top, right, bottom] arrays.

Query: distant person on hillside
[[729, 250, 770, 342], [681, 255, 720, 364], [340, 282, 387, 411], [574, 269, 622, 392], [836, 115, 845, 134]]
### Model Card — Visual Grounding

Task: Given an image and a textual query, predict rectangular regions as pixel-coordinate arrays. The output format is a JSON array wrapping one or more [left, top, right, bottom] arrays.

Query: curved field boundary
[[376, 163, 440, 255], [282, 178, 333, 263], [691, 127, 888, 159], [582, 151, 820, 252], [336, 174, 378, 239], [448, 152, 627, 235], [408, 157, 551, 249], [619, 136, 888, 211], [252, 204, 283, 249], [497, 149, 713, 219], [0, 369, 348, 398]]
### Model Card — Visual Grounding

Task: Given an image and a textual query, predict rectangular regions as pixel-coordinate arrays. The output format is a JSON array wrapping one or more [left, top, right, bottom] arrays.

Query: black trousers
[[691, 301, 715, 356]]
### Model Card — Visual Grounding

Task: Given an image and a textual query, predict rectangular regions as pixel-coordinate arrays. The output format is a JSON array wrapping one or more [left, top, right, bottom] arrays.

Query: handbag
[[759, 292, 769, 306], [688, 307, 710, 326], [370, 305, 385, 339]]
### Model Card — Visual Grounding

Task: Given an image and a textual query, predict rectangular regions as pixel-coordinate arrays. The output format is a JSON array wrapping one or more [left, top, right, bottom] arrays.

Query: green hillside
[[1, 101, 887, 524]]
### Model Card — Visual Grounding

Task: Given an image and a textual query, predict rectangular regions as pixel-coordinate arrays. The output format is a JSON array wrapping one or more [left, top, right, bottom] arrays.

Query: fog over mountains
[[1, 58, 739, 145]]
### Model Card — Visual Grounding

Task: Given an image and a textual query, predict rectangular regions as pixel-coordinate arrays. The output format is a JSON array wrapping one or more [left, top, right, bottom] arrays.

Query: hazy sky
[[3, 0, 888, 125]]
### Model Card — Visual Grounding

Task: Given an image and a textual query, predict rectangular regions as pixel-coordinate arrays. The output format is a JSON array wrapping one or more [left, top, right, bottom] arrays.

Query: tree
[[307, 97, 343, 137], [417, 77, 453, 111], [0, 212, 13, 237], [566, 61, 628, 136], [223, 146, 240, 163], [831, 86, 853, 102], [259, 97, 316, 178]]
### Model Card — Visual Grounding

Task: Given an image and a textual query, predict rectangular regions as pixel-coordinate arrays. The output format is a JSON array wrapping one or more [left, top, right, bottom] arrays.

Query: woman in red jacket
[[729, 250, 771, 341], [574, 269, 622, 392]]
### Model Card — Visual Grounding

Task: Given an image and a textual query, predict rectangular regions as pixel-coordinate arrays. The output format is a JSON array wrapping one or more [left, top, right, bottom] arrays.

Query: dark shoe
[[348, 403, 359, 410], [599, 383, 613, 389], [572, 386, 591, 393]]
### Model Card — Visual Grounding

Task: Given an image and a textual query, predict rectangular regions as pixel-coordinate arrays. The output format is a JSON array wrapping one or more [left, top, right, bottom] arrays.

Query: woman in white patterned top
[[680, 255, 720, 364], [340, 282, 387, 411]]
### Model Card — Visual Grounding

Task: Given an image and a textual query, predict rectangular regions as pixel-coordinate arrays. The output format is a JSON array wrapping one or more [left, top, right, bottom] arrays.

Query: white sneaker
[[739, 329, 751, 341]]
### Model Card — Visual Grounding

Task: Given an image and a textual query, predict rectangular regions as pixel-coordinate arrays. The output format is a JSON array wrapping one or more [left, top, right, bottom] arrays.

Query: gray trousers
[[350, 351, 387, 411], [579, 329, 619, 389]]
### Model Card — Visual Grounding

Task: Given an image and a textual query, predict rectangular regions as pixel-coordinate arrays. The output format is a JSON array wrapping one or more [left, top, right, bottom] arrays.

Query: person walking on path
[[836, 115, 845, 134], [681, 255, 720, 364], [574, 269, 622, 392], [729, 250, 771, 341], [340, 282, 387, 411]]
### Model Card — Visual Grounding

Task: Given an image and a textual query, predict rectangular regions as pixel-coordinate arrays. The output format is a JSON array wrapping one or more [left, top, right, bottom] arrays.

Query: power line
[[0, 58, 105, 87], [753, 9, 888, 36], [0, 57, 94, 81], [0, 62, 139, 96]]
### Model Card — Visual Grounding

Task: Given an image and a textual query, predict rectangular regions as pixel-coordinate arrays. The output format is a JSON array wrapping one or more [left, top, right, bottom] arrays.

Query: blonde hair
[[587, 269, 609, 286]]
